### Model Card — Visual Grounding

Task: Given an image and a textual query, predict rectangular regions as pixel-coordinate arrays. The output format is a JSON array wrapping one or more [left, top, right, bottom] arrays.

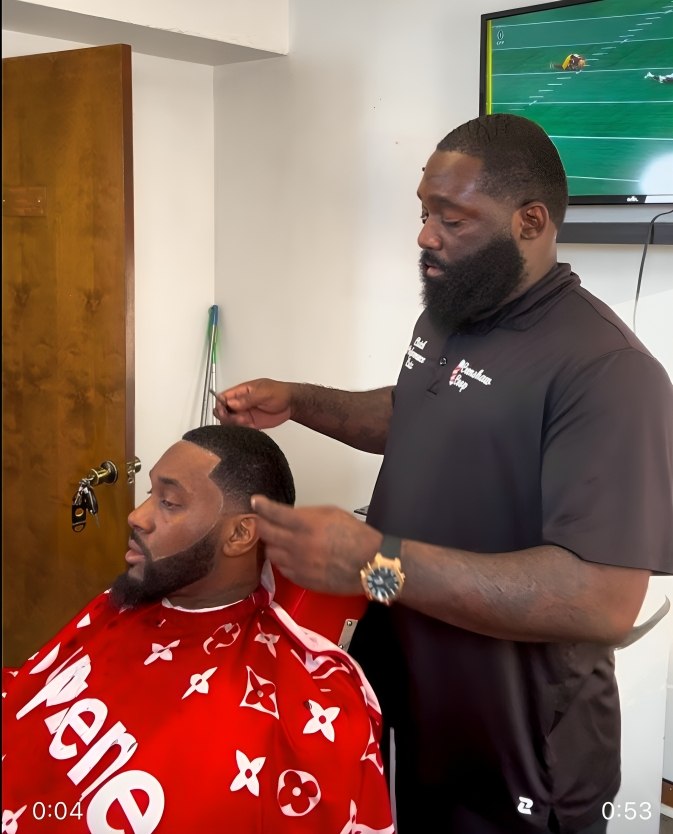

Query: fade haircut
[[436, 114, 568, 228], [181, 425, 296, 510]]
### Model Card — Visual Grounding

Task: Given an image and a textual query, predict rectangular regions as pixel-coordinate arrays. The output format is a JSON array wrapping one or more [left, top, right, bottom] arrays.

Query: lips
[[125, 538, 145, 565], [421, 254, 447, 279], [424, 264, 443, 278], [125, 551, 144, 566]]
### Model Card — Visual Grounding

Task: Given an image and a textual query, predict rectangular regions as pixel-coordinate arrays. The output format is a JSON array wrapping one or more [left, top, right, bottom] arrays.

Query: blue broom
[[200, 305, 219, 426]]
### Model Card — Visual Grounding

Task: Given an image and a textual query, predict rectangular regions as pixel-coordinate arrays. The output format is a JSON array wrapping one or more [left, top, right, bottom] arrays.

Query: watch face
[[366, 566, 400, 603]]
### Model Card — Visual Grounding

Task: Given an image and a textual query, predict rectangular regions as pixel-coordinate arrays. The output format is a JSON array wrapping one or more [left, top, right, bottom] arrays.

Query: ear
[[222, 514, 260, 558], [513, 202, 551, 241]]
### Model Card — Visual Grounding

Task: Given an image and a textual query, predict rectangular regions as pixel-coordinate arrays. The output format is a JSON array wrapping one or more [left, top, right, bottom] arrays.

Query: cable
[[632, 208, 673, 334]]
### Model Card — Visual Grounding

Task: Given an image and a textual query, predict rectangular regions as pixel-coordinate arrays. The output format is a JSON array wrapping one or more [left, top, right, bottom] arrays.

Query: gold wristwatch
[[360, 535, 405, 605]]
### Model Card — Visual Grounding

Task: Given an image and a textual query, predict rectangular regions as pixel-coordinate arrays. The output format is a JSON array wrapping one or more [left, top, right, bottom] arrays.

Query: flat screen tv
[[480, 0, 673, 204]]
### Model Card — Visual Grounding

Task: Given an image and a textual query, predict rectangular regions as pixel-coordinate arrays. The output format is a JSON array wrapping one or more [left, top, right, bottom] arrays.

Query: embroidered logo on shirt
[[405, 337, 428, 370], [449, 359, 492, 393], [518, 797, 534, 815]]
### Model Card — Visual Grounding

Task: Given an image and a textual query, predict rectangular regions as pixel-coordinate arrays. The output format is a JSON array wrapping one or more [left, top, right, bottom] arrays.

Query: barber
[[215, 115, 673, 834]]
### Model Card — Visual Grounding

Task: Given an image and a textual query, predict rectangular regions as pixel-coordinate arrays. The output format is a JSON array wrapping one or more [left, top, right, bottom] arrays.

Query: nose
[[418, 218, 443, 251], [128, 496, 154, 534]]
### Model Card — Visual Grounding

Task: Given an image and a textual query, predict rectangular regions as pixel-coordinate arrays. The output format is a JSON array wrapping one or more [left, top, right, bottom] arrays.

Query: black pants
[[395, 796, 608, 834], [426, 804, 608, 834], [390, 742, 609, 834]]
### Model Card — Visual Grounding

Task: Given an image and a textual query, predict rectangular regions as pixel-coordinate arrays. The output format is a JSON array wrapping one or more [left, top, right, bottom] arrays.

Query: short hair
[[182, 425, 296, 509], [436, 114, 568, 228]]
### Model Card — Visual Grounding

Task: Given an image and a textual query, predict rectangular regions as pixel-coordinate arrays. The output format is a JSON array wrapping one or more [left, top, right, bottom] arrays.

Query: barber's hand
[[251, 496, 383, 596], [214, 379, 293, 429]]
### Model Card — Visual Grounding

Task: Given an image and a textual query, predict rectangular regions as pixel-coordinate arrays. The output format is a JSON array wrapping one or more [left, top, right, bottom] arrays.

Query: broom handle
[[200, 306, 218, 426]]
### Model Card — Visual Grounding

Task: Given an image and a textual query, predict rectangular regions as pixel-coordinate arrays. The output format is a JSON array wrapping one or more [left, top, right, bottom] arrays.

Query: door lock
[[86, 460, 118, 486], [71, 460, 122, 532], [126, 457, 142, 484]]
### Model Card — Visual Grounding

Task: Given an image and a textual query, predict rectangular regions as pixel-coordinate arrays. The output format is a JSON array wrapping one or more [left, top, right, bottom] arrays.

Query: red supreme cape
[[2, 565, 393, 834]]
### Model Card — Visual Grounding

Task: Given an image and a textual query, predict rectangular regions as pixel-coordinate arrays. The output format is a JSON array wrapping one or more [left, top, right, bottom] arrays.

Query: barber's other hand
[[214, 379, 293, 429], [251, 496, 383, 596]]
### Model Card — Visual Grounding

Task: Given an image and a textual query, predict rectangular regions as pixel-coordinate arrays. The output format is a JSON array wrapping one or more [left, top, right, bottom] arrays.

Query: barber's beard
[[420, 233, 526, 332], [109, 526, 221, 610]]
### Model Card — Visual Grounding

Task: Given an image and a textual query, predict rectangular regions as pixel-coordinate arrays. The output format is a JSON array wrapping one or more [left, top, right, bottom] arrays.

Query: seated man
[[2, 426, 393, 834]]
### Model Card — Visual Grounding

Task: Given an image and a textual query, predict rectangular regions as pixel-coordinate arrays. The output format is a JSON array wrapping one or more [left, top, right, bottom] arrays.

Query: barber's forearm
[[398, 540, 649, 645], [289, 384, 393, 453]]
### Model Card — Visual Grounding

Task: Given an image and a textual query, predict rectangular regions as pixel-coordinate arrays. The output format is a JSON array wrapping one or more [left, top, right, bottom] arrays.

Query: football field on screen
[[489, 0, 673, 196]]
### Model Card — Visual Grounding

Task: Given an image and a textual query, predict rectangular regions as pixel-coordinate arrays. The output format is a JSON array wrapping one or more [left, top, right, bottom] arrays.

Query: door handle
[[71, 458, 141, 532], [86, 460, 118, 486]]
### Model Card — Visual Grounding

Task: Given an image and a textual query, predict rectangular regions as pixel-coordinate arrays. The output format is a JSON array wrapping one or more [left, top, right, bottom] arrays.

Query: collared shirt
[[351, 263, 673, 833]]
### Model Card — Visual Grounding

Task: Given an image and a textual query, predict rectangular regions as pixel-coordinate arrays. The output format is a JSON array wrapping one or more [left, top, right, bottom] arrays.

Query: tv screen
[[480, 0, 673, 204]]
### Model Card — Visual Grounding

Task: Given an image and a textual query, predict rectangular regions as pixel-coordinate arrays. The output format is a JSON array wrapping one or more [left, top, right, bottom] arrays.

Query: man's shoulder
[[540, 287, 673, 415], [548, 283, 654, 360]]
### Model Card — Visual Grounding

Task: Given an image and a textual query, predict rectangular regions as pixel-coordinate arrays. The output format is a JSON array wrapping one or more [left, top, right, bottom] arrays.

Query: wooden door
[[2, 45, 135, 667]]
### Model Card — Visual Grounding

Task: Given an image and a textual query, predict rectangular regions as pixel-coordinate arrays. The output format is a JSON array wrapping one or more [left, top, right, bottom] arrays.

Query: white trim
[[261, 559, 276, 597], [269, 600, 382, 717], [161, 561, 276, 612], [161, 597, 244, 613]]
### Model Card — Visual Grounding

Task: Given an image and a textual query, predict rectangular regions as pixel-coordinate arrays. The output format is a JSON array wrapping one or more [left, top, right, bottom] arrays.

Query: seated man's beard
[[420, 233, 526, 331], [109, 526, 221, 609]]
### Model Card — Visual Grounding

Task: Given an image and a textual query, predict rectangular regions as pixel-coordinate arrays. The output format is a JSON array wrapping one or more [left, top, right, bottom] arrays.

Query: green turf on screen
[[487, 0, 673, 197]]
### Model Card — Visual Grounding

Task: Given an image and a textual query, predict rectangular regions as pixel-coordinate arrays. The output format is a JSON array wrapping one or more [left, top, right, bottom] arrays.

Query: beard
[[109, 525, 221, 610], [420, 232, 526, 332]]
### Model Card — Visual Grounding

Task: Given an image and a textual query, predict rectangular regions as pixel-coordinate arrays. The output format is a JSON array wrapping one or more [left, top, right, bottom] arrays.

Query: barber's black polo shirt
[[350, 263, 673, 834]]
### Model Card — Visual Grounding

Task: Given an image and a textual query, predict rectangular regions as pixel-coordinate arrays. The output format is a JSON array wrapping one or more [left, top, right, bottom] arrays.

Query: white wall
[[11, 0, 289, 54], [2, 30, 216, 501]]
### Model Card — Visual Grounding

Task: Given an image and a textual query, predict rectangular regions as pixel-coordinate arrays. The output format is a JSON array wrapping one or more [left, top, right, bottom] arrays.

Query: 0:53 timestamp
[[602, 802, 651, 820]]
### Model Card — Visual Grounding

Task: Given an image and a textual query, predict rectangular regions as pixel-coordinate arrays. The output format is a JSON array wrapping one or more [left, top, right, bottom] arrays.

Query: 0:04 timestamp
[[33, 802, 83, 821], [602, 802, 651, 820]]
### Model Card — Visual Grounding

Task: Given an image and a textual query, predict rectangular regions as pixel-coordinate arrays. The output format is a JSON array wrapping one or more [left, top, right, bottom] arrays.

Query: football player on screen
[[645, 71, 673, 83], [550, 53, 586, 71]]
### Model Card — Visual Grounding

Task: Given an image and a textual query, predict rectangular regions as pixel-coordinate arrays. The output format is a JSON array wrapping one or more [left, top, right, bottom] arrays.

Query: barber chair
[[270, 504, 370, 650], [272, 567, 367, 651]]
